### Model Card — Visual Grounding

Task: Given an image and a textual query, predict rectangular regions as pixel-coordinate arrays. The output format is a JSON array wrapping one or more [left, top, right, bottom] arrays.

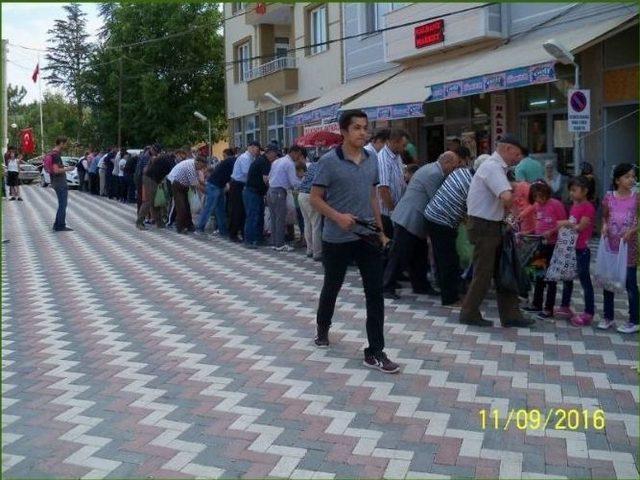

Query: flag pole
[[37, 55, 44, 155]]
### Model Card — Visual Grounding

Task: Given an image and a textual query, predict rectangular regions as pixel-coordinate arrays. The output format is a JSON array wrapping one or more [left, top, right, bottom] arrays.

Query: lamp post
[[193, 111, 211, 158], [263, 92, 285, 147], [543, 39, 580, 175]]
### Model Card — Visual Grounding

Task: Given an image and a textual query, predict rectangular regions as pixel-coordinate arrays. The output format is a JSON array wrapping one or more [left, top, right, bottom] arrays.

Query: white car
[[41, 156, 80, 188]]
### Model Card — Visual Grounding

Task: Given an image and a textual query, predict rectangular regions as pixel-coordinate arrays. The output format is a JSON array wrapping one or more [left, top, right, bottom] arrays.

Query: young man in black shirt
[[197, 148, 236, 236], [243, 145, 279, 248]]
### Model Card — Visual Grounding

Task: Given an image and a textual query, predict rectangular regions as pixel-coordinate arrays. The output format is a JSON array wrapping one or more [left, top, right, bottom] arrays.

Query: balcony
[[245, 3, 292, 25], [247, 56, 298, 101]]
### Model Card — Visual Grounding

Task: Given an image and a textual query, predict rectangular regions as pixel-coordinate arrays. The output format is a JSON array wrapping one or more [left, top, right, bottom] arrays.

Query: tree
[[44, 2, 93, 141], [84, 2, 226, 148], [7, 84, 27, 113]]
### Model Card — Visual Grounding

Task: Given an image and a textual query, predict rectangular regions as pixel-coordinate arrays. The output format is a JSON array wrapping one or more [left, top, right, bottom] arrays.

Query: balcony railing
[[246, 56, 297, 82]]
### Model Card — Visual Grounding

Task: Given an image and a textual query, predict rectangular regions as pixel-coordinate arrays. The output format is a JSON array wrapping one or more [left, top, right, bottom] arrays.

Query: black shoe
[[363, 351, 400, 374], [396, 272, 410, 281], [460, 317, 493, 327], [314, 326, 330, 348], [383, 290, 401, 300], [53, 227, 74, 232], [502, 318, 535, 328], [9, 197, 15, 201], [17, 197, 23, 201], [413, 285, 440, 296]]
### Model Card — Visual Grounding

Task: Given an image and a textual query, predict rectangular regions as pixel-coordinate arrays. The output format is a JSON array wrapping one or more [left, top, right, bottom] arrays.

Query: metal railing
[[246, 56, 297, 82]]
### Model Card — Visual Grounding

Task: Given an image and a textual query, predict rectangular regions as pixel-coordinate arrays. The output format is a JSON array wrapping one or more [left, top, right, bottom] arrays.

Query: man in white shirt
[[377, 128, 409, 238], [267, 145, 306, 251], [460, 134, 534, 329], [228, 141, 260, 242], [364, 128, 390, 157]]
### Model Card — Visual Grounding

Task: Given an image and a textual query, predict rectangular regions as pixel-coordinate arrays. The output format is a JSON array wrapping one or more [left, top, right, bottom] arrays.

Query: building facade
[[224, 2, 343, 149], [285, 2, 636, 197]]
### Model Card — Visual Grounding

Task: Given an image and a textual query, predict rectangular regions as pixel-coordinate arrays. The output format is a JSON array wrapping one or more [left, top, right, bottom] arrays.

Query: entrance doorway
[[424, 125, 444, 163]]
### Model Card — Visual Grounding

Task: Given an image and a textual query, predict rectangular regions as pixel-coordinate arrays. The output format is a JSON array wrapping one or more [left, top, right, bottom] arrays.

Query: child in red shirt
[[522, 181, 567, 320], [555, 176, 596, 325]]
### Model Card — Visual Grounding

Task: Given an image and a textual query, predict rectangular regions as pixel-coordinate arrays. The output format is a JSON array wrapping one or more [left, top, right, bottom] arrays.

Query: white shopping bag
[[594, 236, 628, 292], [188, 187, 202, 215]]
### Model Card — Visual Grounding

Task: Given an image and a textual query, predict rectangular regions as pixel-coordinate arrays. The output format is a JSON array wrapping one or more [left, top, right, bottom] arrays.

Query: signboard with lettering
[[428, 61, 557, 102], [568, 89, 590, 132], [303, 122, 340, 135], [415, 20, 445, 49], [491, 94, 507, 151]]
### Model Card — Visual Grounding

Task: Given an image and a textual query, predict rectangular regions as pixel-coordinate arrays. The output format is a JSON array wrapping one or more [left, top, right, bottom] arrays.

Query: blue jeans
[[53, 184, 68, 230], [561, 248, 595, 315], [198, 183, 227, 235], [243, 188, 264, 245], [603, 266, 638, 324]]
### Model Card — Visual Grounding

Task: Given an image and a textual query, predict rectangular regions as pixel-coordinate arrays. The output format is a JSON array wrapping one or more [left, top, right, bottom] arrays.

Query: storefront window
[[446, 97, 470, 120], [519, 84, 550, 112], [471, 94, 490, 123], [520, 114, 548, 154], [424, 101, 444, 124]]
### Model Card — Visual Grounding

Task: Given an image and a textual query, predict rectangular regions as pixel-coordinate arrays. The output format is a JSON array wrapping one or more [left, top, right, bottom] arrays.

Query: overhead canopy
[[285, 67, 403, 127], [340, 13, 637, 120]]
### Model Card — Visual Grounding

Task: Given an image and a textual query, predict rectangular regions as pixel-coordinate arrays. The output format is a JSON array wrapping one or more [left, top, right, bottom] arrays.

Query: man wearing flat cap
[[459, 134, 535, 329]]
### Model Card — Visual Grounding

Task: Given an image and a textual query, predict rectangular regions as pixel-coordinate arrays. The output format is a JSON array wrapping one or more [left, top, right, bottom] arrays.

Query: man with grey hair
[[459, 134, 534, 328], [383, 150, 462, 299]]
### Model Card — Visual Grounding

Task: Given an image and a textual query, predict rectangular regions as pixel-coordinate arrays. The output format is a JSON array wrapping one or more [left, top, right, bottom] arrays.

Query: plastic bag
[[188, 187, 202, 215], [594, 236, 628, 292], [545, 227, 578, 281], [456, 225, 473, 268], [497, 230, 530, 296], [154, 182, 168, 208]]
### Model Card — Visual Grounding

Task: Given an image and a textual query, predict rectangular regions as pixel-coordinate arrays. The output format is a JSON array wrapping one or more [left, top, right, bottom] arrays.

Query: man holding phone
[[49, 136, 74, 232], [310, 110, 398, 374]]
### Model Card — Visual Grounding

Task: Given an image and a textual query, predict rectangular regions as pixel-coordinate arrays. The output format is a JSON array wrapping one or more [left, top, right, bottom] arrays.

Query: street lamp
[[543, 39, 580, 174], [193, 111, 211, 158], [263, 92, 286, 147]]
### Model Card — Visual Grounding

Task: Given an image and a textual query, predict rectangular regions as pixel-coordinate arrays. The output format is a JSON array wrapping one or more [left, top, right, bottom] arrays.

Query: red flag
[[255, 3, 266, 15], [32, 63, 39, 83], [20, 128, 35, 154]]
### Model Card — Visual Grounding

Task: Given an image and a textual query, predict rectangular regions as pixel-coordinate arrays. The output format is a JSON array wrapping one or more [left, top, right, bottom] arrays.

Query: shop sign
[[415, 20, 445, 49], [568, 89, 590, 132], [360, 102, 425, 121], [491, 94, 507, 150], [428, 61, 557, 102], [303, 122, 340, 135], [286, 103, 341, 127]]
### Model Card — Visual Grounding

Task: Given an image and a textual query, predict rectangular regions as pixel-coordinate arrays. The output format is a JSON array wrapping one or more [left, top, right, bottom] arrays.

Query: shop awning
[[340, 13, 637, 120], [285, 67, 403, 127]]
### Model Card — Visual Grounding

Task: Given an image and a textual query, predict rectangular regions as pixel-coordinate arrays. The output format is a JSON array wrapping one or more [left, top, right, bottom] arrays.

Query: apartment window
[[233, 118, 243, 148], [267, 109, 285, 147], [275, 37, 290, 59], [231, 3, 246, 14], [235, 41, 252, 82], [244, 114, 260, 145], [363, 3, 393, 33], [309, 5, 328, 55]]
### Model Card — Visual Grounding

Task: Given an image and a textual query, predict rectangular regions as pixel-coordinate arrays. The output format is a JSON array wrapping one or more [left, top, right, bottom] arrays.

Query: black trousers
[[426, 220, 461, 305], [317, 240, 385, 356], [381, 215, 394, 239], [228, 180, 246, 240], [383, 224, 430, 293], [89, 172, 99, 195]]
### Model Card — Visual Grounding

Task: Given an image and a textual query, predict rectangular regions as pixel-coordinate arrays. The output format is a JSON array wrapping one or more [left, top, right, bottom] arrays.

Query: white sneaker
[[273, 245, 294, 252], [597, 318, 615, 330], [616, 322, 640, 334]]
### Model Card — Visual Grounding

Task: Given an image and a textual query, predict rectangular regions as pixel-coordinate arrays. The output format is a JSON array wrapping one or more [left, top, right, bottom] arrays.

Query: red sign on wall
[[415, 19, 445, 49]]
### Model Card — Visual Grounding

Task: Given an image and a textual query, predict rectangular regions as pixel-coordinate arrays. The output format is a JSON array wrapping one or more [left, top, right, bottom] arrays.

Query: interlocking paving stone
[[2, 186, 638, 479]]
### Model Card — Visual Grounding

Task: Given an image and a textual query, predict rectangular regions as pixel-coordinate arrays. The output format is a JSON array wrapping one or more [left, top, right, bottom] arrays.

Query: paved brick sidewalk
[[2, 186, 638, 479]]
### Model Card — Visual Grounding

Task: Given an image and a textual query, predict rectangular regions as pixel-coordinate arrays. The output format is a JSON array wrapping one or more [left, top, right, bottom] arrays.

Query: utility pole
[[117, 56, 123, 149], [2, 39, 8, 157]]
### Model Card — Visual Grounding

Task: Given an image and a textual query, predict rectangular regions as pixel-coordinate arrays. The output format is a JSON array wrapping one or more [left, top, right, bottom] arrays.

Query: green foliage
[[84, 2, 227, 148]]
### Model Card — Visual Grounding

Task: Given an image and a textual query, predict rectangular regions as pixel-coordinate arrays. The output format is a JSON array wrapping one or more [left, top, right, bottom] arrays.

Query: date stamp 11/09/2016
[[479, 409, 606, 431]]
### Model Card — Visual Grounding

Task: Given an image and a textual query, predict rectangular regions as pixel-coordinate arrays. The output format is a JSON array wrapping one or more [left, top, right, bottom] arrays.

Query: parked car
[[40, 156, 80, 188], [18, 163, 40, 184]]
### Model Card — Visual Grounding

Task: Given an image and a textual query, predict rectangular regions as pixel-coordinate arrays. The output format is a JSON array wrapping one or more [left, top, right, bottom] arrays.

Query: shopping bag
[[594, 236, 628, 292], [188, 187, 202, 215], [456, 225, 473, 268], [154, 182, 168, 207], [496, 230, 530, 296], [285, 190, 296, 225], [545, 227, 578, 281]]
